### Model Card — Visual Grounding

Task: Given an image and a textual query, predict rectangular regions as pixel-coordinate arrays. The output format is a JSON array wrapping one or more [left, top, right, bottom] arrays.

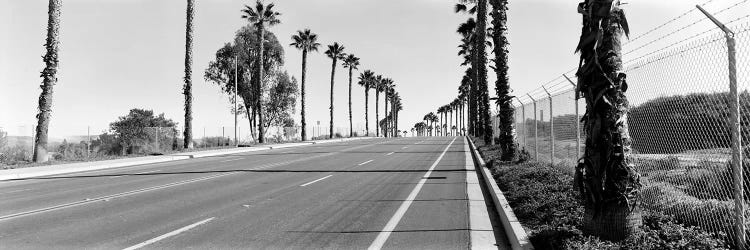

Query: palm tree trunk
[[256, 25, 266, 143], [574, 1, 641, 241], [365, 88, 370, 136], [375, 92, 380, 137], [182, 0, 195, 149], [329, 58, 336, 139], [348, 67, 353, 137], [300, 49, 308, 141], [384, 94, 389, 138], [33, 0, 62, 162]]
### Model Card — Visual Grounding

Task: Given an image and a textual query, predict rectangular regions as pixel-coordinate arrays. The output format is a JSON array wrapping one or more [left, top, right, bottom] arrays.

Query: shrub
[[0, 145, 31, 165], [334, 132, 343, 138]]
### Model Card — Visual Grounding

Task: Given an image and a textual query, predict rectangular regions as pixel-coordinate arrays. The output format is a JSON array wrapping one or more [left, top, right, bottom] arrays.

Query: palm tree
[[573, 0, 639, 241], [242, 0, 281, 143], [456, 18, 476, 136], [374, 75, 384, 137], [391, 92, 401, 137], [358, 70, 375, 136], [489, 0, 515, 158], [343, 54, 360, 137], [428, 112, 438, 136], [324, 42, 346, 139], [290, 29, 320, 141], [33, 0, 62, 162], [382, 78, 394, 137], [182, 0, 196, 149]]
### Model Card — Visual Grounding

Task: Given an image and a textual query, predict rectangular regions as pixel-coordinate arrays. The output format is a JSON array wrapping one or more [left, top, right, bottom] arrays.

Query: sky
[[1, 0, 747, 138]]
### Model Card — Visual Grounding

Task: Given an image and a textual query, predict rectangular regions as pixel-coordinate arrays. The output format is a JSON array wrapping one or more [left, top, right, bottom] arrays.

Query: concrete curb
[[0, 137, 377, 181], [467, 138, 533, 250]]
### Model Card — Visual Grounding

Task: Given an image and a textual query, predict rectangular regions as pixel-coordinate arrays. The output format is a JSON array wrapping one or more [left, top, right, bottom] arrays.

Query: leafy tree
[[204, 26, 285, 142], [358, 70, 376, 136], [0, 128, 7, 148], [290, 29, 320, 141], [109, 109, 177, 155], [573, 0, 640, 241], [324, 42, 346, 139], [242, 0, 281, 143], [33, 0, 62, 162], [343, 54, 360, 137], [183, 0, 195, 149], [262, 71, 299, 130]]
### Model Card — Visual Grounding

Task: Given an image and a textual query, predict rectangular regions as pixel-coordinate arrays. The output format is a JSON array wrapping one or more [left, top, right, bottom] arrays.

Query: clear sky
[[1, 0, 747, 138]]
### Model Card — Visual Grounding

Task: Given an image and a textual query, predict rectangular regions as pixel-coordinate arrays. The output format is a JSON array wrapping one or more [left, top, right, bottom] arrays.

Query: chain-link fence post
[[515, 97, 526, 151], [563, 74, 580, 162], [528, 94, 538, 160], [697, 6, 744, 249], [543, 86, 554, 165]]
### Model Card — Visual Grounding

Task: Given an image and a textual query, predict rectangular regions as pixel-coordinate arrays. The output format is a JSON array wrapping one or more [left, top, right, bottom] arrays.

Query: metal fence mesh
[[513, 22, 750, 246]]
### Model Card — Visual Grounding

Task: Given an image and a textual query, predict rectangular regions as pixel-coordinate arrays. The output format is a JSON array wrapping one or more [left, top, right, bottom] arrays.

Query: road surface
[[0, 137, 507, 249]]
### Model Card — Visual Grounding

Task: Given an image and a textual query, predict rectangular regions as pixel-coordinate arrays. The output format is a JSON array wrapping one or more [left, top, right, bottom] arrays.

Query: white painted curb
[[467, 138, 533, 250], [0, 137, 377, 181]]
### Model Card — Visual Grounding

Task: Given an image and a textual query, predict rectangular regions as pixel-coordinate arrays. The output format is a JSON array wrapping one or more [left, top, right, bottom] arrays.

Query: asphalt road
[[0, 136, 506, 249]]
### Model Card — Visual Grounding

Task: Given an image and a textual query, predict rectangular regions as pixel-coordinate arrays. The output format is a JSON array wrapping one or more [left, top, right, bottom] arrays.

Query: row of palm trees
[[29, 0, 399, 162], [358, 71, 401, 138], [243, 0, 404, 141], [290, 30, 401, 140]]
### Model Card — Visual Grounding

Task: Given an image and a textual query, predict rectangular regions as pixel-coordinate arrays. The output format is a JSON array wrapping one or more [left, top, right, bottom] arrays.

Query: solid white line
[[123, 217, 214, 250], [299, 175, 333, 187], [368, 137, 457, 250], [386, 152, 394, 156], [358, 160, 374, 166]]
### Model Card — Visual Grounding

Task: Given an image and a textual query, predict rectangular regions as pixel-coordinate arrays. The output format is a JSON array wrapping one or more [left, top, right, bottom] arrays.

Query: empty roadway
[[0, 137, 507, 249]]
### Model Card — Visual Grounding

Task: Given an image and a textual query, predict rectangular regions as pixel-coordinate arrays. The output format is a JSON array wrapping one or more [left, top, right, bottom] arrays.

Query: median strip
[[299, 175, 333, 187], [368, 137, 457, 250], [123, 217, 214, 250]]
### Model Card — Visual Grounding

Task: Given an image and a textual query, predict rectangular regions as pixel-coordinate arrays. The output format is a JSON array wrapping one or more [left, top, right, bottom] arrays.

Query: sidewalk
[[0, 137, 375, 181]]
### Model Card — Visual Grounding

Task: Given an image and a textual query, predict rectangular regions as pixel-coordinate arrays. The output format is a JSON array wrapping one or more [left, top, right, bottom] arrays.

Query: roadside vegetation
[[472, 139, 732, 249]]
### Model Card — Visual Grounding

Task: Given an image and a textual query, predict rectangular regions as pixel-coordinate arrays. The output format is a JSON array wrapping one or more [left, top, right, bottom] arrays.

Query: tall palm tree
[[33, 0, 62, 162], [182, 0, 196, 149], [324, 42, 346, 139], [391, 92, 401, 137], [476, 0, 493, 144], [382, 78, 394, 137], [358, 70, 374, 136], [490, 0, 514, 158], [573, 0, 639, 241], [374, 75, 384, 137], [343, 54, 360, 137], [456, 19, 477, 136], [290, 29, 320, 141], [242, 0, 281, 143]]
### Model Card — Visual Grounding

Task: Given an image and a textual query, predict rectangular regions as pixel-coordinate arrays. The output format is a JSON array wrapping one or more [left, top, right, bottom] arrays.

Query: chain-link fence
[[512, 19, 750, 246]]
